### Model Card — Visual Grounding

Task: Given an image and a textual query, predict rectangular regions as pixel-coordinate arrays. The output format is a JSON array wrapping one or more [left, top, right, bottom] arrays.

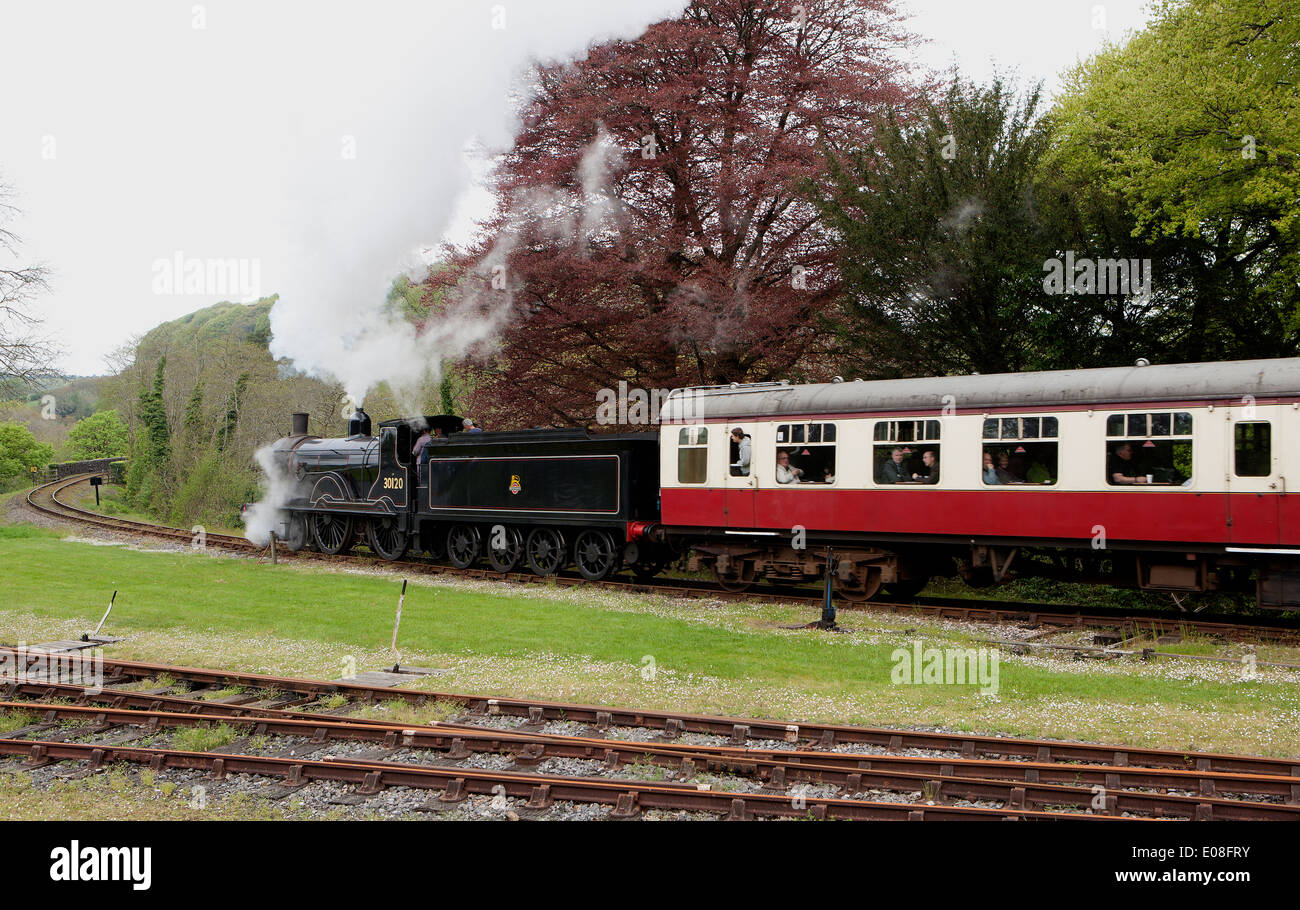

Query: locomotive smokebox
[[291, 412, 309, 436]]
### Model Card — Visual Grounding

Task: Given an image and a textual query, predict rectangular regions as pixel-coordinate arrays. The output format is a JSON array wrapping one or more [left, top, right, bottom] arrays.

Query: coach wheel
[[368, 518, 410, 562], [446, 525, 481, 569], [487, 526, 524, 573], [311, 512, 354, 556], [574, 529, 620, 581], [713, 559, 756, 593], [959, 564, 996, 589], [884, 575, 931, 602], [526, 527, 566, 576], [282, 516, 308, 552], [834, 562, 884, 602]]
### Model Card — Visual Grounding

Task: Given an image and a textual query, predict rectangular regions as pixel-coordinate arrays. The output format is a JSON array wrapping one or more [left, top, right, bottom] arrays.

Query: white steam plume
[[266, 1, 689, 409], [243, 444, 298, 548]]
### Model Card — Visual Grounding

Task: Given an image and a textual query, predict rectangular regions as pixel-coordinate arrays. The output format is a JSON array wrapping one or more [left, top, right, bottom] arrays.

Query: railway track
[[4, 690, 1297, 819], [2, 647, 1296, 821], [24, 475, 1300, 643]]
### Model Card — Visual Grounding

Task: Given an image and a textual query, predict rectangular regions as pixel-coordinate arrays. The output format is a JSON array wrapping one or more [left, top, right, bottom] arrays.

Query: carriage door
[[1227, 407, 1279, 545], [724, 428, 757, 529]]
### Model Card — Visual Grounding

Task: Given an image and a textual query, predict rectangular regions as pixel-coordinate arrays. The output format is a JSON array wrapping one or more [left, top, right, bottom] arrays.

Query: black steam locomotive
[[259, 410, 667, 580]]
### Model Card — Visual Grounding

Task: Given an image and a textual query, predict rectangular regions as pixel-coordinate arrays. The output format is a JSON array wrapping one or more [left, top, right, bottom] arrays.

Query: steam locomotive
[[259, 409, 667, 580], [254, 356, 1300, 610]]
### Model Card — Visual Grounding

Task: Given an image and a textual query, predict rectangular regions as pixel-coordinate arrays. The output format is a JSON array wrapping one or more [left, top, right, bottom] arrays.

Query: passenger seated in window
[[1026, 461, 1052, 484], [911, 450, 938, 483], [995, 451, 1020, 483], [729, 427, 751, 476], [776, 450, 804, 484], [1108, 442, 1146, 484], [880, 447, 907, 484], [822, 466, 835, 483], [983, 451, 1000, 484]]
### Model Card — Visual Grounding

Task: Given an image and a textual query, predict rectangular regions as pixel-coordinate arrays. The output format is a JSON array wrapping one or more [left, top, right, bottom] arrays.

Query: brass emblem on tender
[[509, 474, 521, 495]]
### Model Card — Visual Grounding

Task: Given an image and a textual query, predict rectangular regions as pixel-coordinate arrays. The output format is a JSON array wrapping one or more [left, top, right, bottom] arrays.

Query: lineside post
[[391, 579, 408, 671]]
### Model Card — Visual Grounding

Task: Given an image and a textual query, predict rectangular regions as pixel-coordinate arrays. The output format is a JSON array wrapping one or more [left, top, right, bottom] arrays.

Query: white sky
[[0, 0, 1154, 377]]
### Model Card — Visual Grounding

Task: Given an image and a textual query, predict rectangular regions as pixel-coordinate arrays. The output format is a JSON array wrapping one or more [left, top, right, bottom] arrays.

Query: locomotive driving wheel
[[713, 559, 756, 593], [833, 561, 885, 602], [525, 527, 566, 576], [574, 529, 620, 581], [446, 524, 481, 569], [487, 526, 524, 573], [367, 517, 409, 561], [310, 511, 354, 556]]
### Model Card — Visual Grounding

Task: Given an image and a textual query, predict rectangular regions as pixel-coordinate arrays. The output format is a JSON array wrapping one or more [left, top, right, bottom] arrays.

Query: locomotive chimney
[[291, 412, 309, 436], [348, 407, 372, 437]]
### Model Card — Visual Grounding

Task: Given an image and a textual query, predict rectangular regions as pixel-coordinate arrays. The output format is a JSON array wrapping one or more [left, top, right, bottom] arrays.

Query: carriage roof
[[658, 357, 1300, 422]]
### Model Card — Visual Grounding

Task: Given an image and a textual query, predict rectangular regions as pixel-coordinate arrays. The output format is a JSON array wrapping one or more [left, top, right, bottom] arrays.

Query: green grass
[[0, 709, 36, 733], [169, 723, 237, 753], [0, 528, 1297, 757]]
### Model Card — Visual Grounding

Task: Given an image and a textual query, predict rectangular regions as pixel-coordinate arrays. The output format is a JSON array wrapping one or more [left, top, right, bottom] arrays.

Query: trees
[[436, 0, 926, 427], [0, 421, 52, 489], [1043, 0, 1299, 362], [809, 78, 1062, 377], [65, 410, 129, 460], [0, 180, 58, 399]]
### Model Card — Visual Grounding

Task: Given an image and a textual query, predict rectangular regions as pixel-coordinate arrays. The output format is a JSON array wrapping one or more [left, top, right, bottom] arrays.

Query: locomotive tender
[[259, 357, 1300, 610]]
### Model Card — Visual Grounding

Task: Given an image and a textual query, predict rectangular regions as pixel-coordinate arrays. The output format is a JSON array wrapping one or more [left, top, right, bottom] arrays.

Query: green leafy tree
[[127, 356, 173, 511], [0, 421, 53, 489], [809, 77, 1062, 377], [1044, 0, 1299, 360], [65, 410, 129, 459]]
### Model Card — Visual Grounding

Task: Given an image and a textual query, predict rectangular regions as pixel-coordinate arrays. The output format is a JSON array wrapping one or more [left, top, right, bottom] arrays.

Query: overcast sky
[[0, 0, 1154, 377]]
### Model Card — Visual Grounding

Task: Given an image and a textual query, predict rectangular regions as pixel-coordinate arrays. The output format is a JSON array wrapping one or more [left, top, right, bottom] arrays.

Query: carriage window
[[874, 420, 941, 485], [1234, 423, 1271, 477], [677, 426, 708, 484], [774, 423, 836, 484], [982, 415, 1059, 485], [1105, 412, 1193, 486]]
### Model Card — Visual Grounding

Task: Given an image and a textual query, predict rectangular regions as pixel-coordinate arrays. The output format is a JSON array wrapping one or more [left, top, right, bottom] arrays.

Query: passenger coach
[[656, 358, 1300, 609]]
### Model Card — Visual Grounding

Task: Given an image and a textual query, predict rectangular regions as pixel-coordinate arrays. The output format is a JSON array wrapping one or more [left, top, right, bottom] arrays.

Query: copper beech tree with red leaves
[[432, 0, 927, 428]]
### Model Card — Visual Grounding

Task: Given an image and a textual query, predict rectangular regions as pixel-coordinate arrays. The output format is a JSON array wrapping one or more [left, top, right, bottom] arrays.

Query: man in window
[[776, 450, 804, 484], [880, 447, 907, 483], [911, 449, 939, 483], [1108, 443, 1147, 484], [730, 427, 751, 476]]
